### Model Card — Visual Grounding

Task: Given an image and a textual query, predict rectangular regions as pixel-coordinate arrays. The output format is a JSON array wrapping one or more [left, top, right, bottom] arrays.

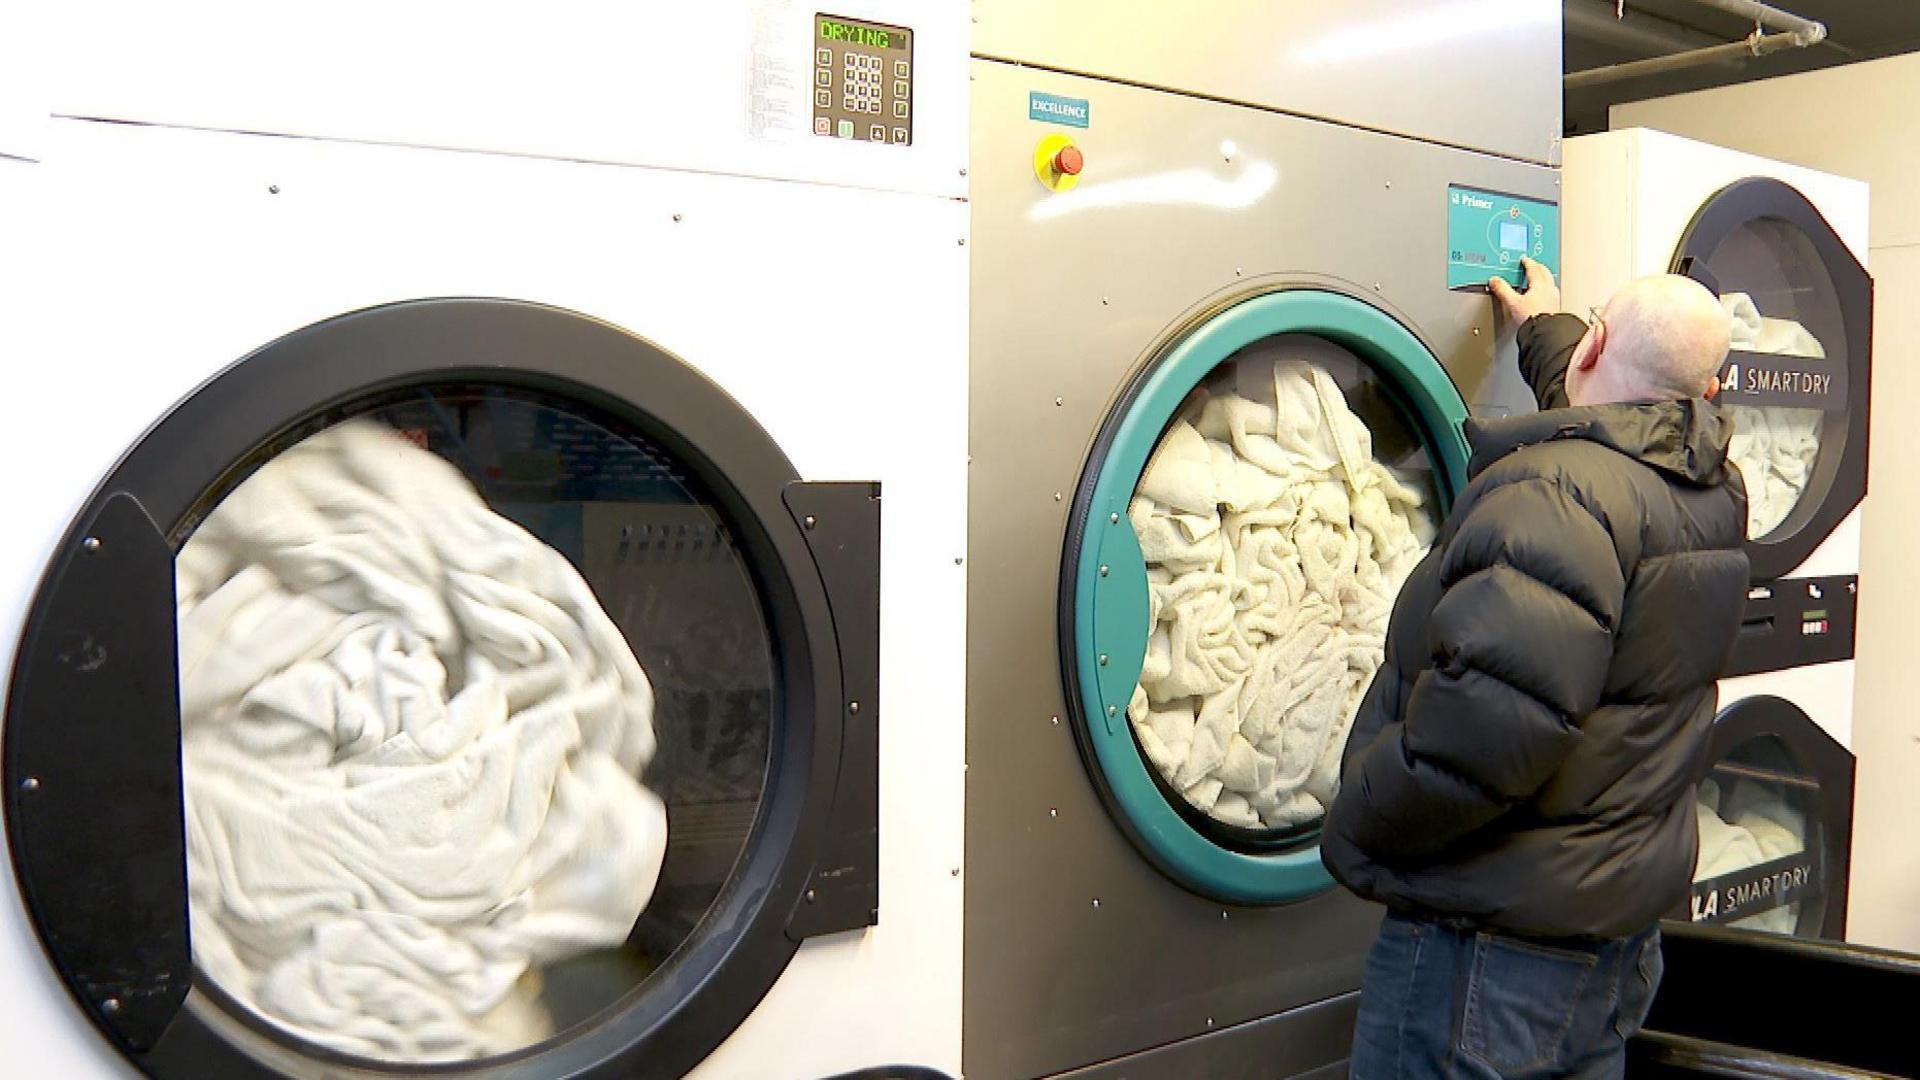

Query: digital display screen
[[821, 17, 900, 50], [1499, 221, 1529, 252]]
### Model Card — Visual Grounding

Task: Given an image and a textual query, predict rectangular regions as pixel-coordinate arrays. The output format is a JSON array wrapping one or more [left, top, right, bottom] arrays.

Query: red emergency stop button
[[1053, 145, 1084, 176]]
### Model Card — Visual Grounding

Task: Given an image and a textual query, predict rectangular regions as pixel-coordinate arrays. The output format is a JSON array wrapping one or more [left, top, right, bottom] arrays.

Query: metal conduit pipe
[[1562, 0, 1828, 90]]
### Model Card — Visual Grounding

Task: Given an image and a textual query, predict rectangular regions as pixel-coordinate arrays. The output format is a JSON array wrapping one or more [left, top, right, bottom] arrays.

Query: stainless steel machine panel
[[965, 59, 1558, 1078], [972, 0, 1563, 166]]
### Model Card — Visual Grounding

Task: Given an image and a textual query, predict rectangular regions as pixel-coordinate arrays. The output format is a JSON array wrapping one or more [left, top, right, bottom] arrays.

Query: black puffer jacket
[[1322, 313, 1750, 940]]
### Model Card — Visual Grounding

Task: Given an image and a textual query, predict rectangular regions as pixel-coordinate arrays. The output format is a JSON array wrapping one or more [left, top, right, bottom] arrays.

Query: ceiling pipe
[[1562, 0, 1828, 90], [1565, 0, 1726, 59]]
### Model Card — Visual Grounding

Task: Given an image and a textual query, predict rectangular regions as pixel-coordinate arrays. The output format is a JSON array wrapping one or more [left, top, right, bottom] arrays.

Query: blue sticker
[[1029, 91, 1090, 129]]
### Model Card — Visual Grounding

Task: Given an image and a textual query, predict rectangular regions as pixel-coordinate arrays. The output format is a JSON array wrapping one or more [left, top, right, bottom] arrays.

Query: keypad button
[[892, 127, 908, 144], [893, 100, 908, 118], [838, 119, 854, 138], [814, 117, 831, 135], [895, 59, 909, 77], [893, 80, 907, 97], [816, 88, 831, 107], [816, 68, 830, 86], [870, 124, 885, 140], [817, 48, 831, 65]]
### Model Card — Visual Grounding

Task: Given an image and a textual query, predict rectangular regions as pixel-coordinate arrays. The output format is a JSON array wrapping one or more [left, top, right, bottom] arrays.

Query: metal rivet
[[1054, 492, 1064, 502], [267, 185, 280, 195], [1373, 282, 1383, 291], [102, 998, 121, 1014], [1472, 327, 1482, 336], [1098, 654, 1109, 666], [1222, 910, 1230, 920], [21, 778, 39, 792], [1101, 296, 1110, 306], [672, 213, 683, 222], [1049, 808, 1058, 818], [1091, 898, 1102, 909], [1206, 1017, 1215, 1028], [954, 557, 963, 565], [1106, 705, 1117, 718], [959, 167, 968, 177], [1099, 564, 1110, 577], [1050, 714, 1060, 725], [805, 889, 817, 903], [81, 537, 101, 552], [803, 515, 817, 530], [951, 867, 960, 876], [1109, 512, 1120, 524], [1235, 267, 1244, 277], [958, 238, 966, 246], [1384, 181, 1392, 189], [848, 701, 860, 714], [1055, 396, 1064, 406]]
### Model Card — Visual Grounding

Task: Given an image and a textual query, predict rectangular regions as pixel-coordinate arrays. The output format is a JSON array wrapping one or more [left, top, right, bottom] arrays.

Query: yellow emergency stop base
[[1033, 134, 1082, 193]]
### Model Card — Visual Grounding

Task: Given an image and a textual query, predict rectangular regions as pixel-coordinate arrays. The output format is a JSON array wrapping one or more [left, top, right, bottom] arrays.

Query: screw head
[[1109, 512, 1120, 524], [102, 998, 121, 1014], [1100, 296, 1110, 306], [959, 167, 968, 177], [805, 889, 817, 903], [1098, 653, 1109, 666], [958, 238, 967, 246], [803, 515, 817, 530], [267, 185, 280, 195], [81, 537, 101, 552], [1049, 808, 1058, 818], [1054, 396, 1064, 406], [1049, 715, 1060, 725], [1054, 492, 1064, 502], [21, 777, 39, 792], [1099, 564, 1110, 577], [848, 701, 861, 714], [1091, 898, 1101, 909], [1106, 704, 1117, 718], [672, 213, 683, 222]]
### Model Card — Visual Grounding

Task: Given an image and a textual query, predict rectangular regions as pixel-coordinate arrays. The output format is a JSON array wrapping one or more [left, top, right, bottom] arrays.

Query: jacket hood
[[1464, 399, 1733, 486]]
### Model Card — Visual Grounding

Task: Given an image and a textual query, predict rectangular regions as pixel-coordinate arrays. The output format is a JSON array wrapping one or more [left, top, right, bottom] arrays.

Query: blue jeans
[[1350, 913, 1663, 1079]]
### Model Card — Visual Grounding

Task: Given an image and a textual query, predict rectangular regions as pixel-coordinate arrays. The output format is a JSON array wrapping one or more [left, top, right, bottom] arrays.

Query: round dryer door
[[1671, 178, 1871, 579], [4, 300, 876, 1077], [1686, 695, 1853, 940], [1061, 289, 1468, 904]]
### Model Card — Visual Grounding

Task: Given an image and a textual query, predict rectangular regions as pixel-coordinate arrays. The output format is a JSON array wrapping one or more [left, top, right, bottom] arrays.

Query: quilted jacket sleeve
[[1517, 313, 1588, 410], [1329, 474, 1627, 860]]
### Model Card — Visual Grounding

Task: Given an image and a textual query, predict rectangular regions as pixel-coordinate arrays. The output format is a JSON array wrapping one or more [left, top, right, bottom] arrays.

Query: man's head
[[1567, 274, 1731, 407]]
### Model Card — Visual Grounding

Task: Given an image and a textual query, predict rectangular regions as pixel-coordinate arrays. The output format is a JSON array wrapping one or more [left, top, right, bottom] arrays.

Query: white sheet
[[178, 420, 668, 1061], [1719, 292, 1826, 539], [1694, 776, 1806, 936], [1126, 346, 1434, 830]]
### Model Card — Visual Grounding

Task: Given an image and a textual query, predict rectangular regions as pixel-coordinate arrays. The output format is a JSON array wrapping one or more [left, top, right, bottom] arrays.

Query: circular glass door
[[1063, 289, 1468, 904], [5, 300, 865, 1077], [1687, 696, 1853, 940], [1672, 178, 1871, 579]]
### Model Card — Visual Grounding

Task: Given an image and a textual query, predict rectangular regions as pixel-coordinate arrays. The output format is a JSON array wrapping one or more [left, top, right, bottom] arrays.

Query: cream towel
[[179, 421, 667, 1061], [1126, 350, 1434, 830], [1719, 292, 1827, 539]]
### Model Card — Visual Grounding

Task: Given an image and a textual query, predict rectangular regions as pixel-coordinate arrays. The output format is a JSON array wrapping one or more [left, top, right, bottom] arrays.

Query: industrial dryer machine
[[0, 3, 968, 1076], [964, 2, 1564, 1076], [1563, 129, 1869, 943]]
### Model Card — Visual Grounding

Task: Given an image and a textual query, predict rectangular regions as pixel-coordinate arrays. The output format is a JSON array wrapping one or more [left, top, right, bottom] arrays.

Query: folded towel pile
[[1694, 776, 1808, 936]]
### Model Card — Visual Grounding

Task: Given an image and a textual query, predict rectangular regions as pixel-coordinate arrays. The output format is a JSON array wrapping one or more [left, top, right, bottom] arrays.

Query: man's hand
[[1488, 257, 1561, 325]]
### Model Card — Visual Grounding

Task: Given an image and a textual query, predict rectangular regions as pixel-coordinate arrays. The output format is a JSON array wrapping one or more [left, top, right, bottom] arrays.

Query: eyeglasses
[[1587, 306, 1606, 333]]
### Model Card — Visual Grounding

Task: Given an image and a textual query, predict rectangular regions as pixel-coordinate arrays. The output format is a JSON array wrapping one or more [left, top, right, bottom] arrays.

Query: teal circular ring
[[1070, 289, 1471, 904]]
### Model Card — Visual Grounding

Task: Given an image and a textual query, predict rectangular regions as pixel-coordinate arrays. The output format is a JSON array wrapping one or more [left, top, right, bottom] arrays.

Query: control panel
[[812, 13, 914, 146], [1446, 184, 1559, 291]]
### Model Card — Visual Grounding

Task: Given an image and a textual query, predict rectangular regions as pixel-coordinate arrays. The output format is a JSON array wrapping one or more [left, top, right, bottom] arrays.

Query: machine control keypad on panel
[[1445, 184, 1561, 291], [812, 13, 913, 145]]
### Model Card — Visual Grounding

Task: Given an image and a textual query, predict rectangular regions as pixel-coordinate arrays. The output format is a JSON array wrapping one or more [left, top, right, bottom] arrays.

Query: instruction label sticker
[[1030, 91, 1090, 128]]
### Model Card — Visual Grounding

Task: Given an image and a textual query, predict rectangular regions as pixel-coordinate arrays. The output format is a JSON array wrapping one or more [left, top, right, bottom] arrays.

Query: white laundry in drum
[[1125, 344, 1436, 832], [1719, 291, 1826, 539], [1694, 776, 1806, 935], [175, 420, 668, 1061]]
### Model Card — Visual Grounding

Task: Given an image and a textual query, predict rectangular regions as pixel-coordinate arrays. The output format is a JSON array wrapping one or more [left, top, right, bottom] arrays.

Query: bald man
[[1323, 259, 1749, 1079]]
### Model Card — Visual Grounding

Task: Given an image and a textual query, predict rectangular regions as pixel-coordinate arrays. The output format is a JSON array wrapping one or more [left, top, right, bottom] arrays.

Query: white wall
[[1617, 55, 1920, 952]]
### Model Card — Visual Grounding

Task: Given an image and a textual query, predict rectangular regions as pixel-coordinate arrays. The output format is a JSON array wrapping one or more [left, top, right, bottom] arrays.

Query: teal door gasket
[[1066, 289, 1470, 904]]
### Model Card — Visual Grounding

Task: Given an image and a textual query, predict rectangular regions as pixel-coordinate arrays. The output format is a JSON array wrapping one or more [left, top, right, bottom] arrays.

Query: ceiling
[[1565, 0, 1920, 135]]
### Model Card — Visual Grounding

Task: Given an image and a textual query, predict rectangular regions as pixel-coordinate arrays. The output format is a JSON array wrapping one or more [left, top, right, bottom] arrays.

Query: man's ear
[[1704, 375, 1721, 401], [1572, 323, 1604, 371]]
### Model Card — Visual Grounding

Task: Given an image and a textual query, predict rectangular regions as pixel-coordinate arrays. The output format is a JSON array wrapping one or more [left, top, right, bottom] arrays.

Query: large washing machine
[[1564, 129, 1872, 942], [0, 3, 968, 1076], [964, 3, 1563, 1076]]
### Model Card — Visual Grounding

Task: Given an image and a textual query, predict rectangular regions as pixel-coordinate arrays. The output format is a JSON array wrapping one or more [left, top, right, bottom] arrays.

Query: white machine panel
[[1, 117, 966, 1078], [43, 0, 968, 198]]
